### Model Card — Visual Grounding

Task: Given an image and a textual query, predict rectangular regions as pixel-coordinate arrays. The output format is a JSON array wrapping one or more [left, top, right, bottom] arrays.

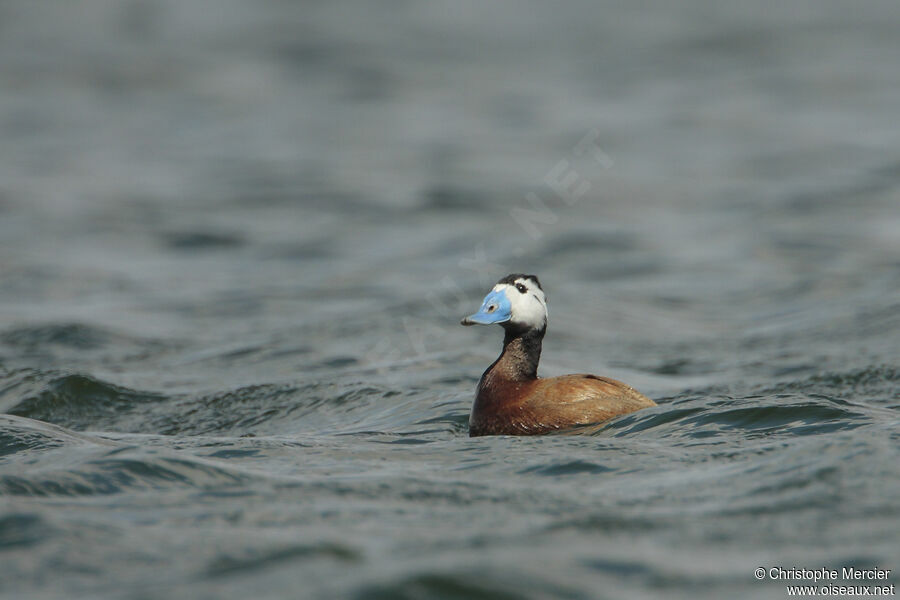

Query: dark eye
[[515, 283, 527, 294]]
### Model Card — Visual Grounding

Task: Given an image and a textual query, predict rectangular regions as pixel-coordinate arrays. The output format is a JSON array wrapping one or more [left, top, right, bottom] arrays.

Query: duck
[[461, 274, 655, 436]]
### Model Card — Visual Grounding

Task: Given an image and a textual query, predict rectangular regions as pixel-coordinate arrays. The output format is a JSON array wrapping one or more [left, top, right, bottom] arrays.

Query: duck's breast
[[470, 374, 654, 436]]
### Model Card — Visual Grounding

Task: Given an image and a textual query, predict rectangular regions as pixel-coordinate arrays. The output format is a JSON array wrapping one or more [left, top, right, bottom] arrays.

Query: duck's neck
[[482, 325, 545, 384]]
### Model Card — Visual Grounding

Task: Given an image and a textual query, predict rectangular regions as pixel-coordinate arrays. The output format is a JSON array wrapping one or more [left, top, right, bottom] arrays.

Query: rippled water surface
[[1, 1, 899, 599]]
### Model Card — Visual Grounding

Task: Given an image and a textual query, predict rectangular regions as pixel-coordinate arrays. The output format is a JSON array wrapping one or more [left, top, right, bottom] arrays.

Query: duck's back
[[469, 374, 655, 437], [526, 374, 654, 422]]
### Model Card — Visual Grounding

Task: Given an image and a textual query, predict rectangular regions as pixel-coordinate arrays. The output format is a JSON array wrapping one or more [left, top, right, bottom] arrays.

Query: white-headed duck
[[461, 274, 655, 436]]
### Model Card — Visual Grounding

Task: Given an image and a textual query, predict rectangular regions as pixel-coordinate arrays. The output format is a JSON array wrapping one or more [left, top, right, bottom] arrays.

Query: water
[[1, 1, 899, 598]]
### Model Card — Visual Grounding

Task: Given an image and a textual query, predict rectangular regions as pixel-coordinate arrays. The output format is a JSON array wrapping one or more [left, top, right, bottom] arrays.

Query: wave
[[0, 415, 256, 497], [205, 542, 361, 577], [2, 323, 114, 350], [1, 363, 893, 443], [0, 413, 114, 458], [348, 570, 581, 600], [0, 322, 170, 364], [1, 367, 470, 438], [608, 365, 897, 440], [2, 369, 168, 433]]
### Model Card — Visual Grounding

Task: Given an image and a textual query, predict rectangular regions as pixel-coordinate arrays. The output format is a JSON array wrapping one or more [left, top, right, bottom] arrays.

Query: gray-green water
[[1, 1, 899, 598]]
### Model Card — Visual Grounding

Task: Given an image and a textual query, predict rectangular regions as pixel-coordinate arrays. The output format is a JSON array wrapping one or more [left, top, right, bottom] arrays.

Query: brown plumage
[[462, 274, 655, 437]]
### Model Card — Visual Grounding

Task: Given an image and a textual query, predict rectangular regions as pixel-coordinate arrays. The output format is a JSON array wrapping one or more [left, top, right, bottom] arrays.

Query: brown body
[[470, 373, 655, 436], [468, 327, 655, 437]]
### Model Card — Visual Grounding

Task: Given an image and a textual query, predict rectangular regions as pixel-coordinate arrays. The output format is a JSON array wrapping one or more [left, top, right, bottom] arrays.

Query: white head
[[460, 274, 548, 331]]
